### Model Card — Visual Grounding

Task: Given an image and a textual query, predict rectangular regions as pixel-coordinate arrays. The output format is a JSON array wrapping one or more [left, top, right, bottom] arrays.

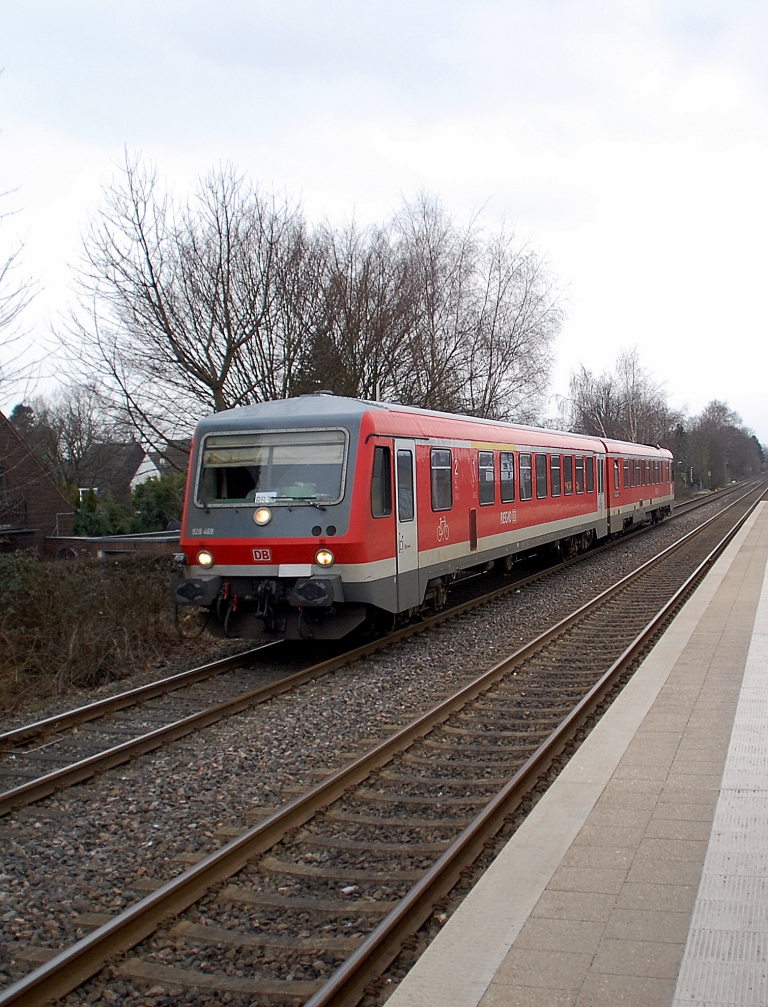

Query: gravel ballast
[[0, 497, 741, 994]]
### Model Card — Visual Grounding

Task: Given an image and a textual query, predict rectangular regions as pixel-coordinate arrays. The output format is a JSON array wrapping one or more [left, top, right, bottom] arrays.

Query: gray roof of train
[[193, 395, 666, 454], [194, 394, 578, 436], [194, 395, 379, 434]]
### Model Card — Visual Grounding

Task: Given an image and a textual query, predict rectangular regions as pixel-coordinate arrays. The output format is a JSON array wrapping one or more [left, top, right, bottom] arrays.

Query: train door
[[394, 439, 420, 610], [597, 452, 606, 528]]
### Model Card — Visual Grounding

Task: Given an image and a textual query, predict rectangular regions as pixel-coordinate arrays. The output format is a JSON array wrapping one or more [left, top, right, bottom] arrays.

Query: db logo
[[252, 548, 272, 562]]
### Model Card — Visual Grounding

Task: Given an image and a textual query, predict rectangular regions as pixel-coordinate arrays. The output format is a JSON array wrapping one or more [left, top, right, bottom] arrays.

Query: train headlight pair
[[315, 548, 335, 567]]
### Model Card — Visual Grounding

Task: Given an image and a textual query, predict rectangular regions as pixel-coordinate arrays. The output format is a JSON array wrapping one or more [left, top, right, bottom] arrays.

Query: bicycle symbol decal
[[437, 515, 450, 542]]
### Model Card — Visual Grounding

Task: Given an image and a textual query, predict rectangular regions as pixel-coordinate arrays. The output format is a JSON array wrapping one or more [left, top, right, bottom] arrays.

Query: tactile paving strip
[[673, 561, 768, 1006]]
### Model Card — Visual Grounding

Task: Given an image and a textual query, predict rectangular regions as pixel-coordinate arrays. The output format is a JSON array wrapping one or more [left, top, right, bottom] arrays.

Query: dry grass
[[0, 552, 184, 712]]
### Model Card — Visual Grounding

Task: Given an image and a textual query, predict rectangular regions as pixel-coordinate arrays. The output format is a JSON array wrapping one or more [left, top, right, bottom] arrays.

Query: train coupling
[[171, 575, 222, 606], [288, 575, 345, 607]]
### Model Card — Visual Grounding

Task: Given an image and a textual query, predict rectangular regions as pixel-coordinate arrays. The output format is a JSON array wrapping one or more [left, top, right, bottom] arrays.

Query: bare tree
[[10, 383, 115, 487], [390, 194, 475, 412], [0, 198, 36, 399], [565, 349, 681, 445], [67, 163, 561, 438], [685, 400, 763, 489], [388, 196, 562, 419], [460, 226, 561, 420], [67, 154, 314, 455], [302, 219, 413, 399], [563, 365, 622, 439]]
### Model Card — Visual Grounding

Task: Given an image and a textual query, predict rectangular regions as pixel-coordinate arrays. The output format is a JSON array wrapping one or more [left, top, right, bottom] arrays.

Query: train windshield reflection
[[198, 428, 348, 505]]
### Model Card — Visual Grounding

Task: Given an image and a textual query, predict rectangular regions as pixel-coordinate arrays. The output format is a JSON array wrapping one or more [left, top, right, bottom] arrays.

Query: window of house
[[519, 453, 533, 500], [575, 456, 584, 494], [550, 454, 562, 497], [478, 451, 495, 505], [431, 448, 452, 511], [500, 452, 515, 503]]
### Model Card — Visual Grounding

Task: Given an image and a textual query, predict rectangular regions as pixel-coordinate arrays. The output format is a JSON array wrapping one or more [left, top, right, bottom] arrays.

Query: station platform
[[388, 501, 768, 1007]]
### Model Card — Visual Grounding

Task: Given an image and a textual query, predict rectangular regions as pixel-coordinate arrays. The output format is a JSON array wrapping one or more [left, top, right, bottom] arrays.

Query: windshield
[[197, 428, 348, 506]]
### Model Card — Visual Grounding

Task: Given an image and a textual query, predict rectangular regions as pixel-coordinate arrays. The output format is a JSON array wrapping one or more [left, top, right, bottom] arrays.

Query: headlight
[[253, 507, 272, 526], [315, 548, 335, 567], [196, 550, 215, 568]]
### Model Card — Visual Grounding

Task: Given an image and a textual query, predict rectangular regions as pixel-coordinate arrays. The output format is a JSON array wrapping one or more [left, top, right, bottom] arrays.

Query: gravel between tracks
[[0, 499, 736, 994]]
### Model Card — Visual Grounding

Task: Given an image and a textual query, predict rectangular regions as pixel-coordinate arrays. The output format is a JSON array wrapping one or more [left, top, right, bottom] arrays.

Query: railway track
[[1, 484, 763, 1006], [0, 482, 753, 821]]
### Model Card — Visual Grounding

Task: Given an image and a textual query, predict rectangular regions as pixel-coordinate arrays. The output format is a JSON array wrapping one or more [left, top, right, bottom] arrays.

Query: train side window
[[586, 456, 594, 493], [396, 449, 414, 521], [563, 455, 573, 495], [624, 459, 630, 488], [614, 458, 621, 490], [550, 454, 562, 497], [536, 453, 548, 498], [598, 457, 604, 493], [575, 456, 584, 493], [478, 451, 495, 505], [431, 448, 453, 511], [519, 453, 533, 500], [500, 452, 515, 502], [371, 446, 392, 517]]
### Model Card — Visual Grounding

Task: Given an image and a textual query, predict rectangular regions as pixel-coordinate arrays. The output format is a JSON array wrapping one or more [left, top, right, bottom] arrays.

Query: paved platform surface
[[387, 500, 768, 1007]]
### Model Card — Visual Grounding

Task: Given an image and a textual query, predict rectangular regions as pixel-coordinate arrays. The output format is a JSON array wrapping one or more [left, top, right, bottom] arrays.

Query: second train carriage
[[172, 395, 674, 640]]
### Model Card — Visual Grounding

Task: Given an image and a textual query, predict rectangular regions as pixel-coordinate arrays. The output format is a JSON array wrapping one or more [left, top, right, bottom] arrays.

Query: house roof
[[79, 442, 147, 497]]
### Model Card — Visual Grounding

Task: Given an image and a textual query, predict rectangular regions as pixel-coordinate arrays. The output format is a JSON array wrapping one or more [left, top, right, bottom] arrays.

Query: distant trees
[[562, 351, 765, 491], [565, 348, 682, 445], [680, 401, 763, 490], [66, 156, 563, 453]]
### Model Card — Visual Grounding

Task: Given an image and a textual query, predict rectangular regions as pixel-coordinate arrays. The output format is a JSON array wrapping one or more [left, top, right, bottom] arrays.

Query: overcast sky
[[1, 1, 766, 440]]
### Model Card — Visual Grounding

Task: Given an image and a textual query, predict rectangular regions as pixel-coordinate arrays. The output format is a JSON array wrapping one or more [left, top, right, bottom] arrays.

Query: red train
[[172, 395, 674, 640]]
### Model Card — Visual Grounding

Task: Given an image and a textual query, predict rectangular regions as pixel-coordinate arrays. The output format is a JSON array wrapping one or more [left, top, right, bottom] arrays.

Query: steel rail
[[0, 492, 759, 1007], [1, 480, 764, 820], [0, 645, 276, 748], [304, 494, 764, 1007], [0, 476, 747, 752], [1, 477, 764, 817]]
